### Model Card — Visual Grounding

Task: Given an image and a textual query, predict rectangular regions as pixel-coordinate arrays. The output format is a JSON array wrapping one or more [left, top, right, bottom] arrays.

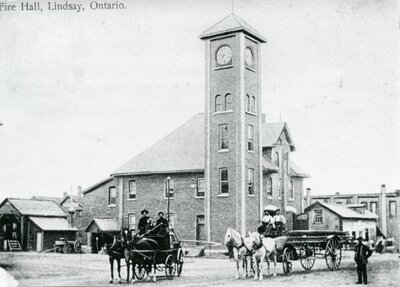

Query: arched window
[[274, 151, 280, 167], [267, 177, 272, 197], [251, 96, 256, 113], [225, 93, 232, 111], [215, 95, 222, 112], [246, 94, 250, 112]]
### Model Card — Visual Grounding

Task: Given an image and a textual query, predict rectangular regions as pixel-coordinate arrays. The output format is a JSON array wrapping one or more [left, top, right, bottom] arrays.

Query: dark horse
[[99, 231, 125, 283], [122, 230, 160, 283]]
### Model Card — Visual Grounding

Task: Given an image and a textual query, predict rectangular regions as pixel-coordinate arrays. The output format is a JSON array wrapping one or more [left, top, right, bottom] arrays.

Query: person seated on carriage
[[138, 209, 151, 235], [273, 209, 287, 235], [155, 211, 169, 236], [261, 210, 275, 235]]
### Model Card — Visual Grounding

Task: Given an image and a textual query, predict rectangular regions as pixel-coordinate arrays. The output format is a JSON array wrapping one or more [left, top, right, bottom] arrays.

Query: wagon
[[54, 238, 82, 254], [130, 229, 184, 280], [276, 230, 350, 275]]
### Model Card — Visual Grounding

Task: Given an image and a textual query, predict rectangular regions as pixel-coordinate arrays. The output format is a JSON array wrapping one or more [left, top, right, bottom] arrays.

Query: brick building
[[82, 14, 309, 245], [305, 185, 400, 247]]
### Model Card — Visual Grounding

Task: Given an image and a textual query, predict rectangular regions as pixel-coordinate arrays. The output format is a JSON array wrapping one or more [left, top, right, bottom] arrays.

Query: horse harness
[[230, 237, 254, 256]]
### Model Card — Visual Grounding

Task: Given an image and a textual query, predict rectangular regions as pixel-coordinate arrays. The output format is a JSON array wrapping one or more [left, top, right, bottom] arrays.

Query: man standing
[[138, 209, 150, 235], [354, 236, 373, 285]]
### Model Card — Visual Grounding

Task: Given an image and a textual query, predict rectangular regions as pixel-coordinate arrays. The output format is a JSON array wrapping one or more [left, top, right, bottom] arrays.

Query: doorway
[[196, 215, 206, 244]]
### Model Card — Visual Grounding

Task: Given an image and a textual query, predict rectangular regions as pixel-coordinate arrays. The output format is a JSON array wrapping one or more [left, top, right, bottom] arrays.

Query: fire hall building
[[82, 14, 309, 244]]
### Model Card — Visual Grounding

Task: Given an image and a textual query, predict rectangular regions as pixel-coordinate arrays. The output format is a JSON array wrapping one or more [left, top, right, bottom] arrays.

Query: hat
[[158, 211, 164, 216], [141, 209, 149, 215], [356, 236, 363, 241]]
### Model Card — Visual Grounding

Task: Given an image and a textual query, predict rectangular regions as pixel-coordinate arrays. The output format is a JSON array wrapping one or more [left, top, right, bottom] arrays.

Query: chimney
[[262, 114, 266, 123], [335, 192, 340, 196], [63, 192, 68, 198], [380, 184, 387, 237], [77, 186, 82, 198], [306, 188, 311, 207]]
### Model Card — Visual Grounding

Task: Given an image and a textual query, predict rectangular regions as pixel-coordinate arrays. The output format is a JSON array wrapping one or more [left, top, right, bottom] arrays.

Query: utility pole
[[166, 176, 171, 223]]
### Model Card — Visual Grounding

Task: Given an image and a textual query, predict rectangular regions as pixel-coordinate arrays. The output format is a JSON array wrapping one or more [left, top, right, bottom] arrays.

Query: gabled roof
[[113, 113, 205, 176], [261, 122, 295, 151], [1, 198, 67, 217], [60, 196, 83, 211], [82, 177, 114, 195], [31, 196, 64, 204], [85, 218, 120, 233], [112, 113, 306, 177], [29, 217, 77, 231], [290, 160, 310, 178], [305, 201, 378, 220], [199, 13, 267, 43]]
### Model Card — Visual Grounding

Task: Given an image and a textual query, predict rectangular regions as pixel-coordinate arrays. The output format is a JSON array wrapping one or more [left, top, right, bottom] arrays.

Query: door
[[196, 215, 206, 244], [36, 232, 43, 252]]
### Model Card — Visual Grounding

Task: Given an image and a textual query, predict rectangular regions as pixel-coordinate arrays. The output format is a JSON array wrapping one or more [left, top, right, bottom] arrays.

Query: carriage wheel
[[299, 246, 316, 271], [63, 244, 72, 254], [134, 264, 147, 280], [282, 247, 293, 276], [74, 241, 82, 253], [325, 238, 342, 270], [176, 249, 184, 277], [165, 254, 176, 280]]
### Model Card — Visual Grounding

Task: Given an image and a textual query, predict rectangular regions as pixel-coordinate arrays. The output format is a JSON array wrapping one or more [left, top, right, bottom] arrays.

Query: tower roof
[[199, 13, 267, 43]]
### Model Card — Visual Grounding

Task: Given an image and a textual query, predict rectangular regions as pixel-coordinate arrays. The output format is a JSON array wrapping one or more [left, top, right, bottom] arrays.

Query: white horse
[[224, 227, 254, 279], [247, 232, 277, 280]]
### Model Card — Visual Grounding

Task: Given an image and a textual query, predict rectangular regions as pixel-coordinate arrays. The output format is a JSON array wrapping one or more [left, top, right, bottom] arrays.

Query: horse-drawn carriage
[[278, 230, 350, 275], [54, 238, 82, 253]]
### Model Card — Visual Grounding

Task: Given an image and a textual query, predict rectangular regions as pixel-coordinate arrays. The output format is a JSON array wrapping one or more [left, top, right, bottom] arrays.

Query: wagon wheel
[[74, 241, 82, 253], [134, 263, 147, 280], [299, 246, 316, 271], [63, 243, 72, 254], [165, 254, 176, 280], [176, 249, 184, 277], [282, 247, 293, 275], [325, 238, 342, 270]]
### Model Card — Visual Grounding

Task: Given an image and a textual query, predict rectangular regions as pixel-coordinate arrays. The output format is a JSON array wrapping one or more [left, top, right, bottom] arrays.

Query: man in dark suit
[[354, 236, 373, 285], [156, 211, 169, 227], [138, 209, 150, 235]]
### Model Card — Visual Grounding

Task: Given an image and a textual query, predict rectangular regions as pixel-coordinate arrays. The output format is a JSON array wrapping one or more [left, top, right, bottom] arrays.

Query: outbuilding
[[85, 217, 120, 253]]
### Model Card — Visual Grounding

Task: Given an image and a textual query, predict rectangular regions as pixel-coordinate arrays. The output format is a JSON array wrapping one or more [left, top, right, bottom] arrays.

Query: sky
[[0, 0, 399, 201]]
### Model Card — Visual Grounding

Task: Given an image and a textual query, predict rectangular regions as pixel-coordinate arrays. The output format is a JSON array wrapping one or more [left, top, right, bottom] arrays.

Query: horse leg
[[131, 261, 136, 283], [109, 257, 114, 283], [117, 258, 122, 283], [266, 253, 270, 275], [126, 259, 131, 283], [253, 256, 258, 280], [259, 253, 264, 281], [235, 260, 240, 279], [273, 253, 277, 277]]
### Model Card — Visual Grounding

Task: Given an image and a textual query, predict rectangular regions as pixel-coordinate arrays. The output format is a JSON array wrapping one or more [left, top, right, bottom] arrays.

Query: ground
[[0, 251, 398, 287]]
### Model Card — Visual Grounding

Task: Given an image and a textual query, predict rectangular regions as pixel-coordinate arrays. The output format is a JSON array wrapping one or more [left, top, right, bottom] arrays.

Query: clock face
[[216, 45, 233, 66], [245, 47, 254, 67]]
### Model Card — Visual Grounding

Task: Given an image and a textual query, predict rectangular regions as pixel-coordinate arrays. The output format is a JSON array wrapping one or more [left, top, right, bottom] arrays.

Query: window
[[220, 168, 229, 194], [251, 96, 256, 113], [274, 151, 280, 167], [164, 178, 175, 198], [128, 214, 136, 231], [248, 168, 254, 195], [314, 209, 323, 224], [247, 125, 254, 151], [219, 124, 229, 150], [284, 153, 289, 172], [215, 95, 222, 112], [196, 178, 205, 198], [266, 177, 272, 197], [225, 93, 232, 111], [108, 187, 116, 205], [346, 198, 352, 204], [360, 201, 367, 208], [246, 94, 250, 112], [278, 178, 283, 198], [370, 201, 378, 214], [289, 179, 294, 200], [389, 201, 397, 217], [128, 180, 136, 199]]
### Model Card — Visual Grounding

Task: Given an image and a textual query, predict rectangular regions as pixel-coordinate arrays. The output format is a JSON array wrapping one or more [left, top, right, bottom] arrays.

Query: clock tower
[[199, 14, 267, 242]]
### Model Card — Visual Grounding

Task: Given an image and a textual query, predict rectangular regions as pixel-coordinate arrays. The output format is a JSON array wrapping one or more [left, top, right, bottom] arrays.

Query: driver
[[273, 209, 286, 235], [138, 209, 151, 235], [261, 210, 275, 234]]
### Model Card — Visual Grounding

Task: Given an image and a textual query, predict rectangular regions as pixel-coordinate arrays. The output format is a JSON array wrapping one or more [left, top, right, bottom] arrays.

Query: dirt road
[[0, 251, 398, 286]]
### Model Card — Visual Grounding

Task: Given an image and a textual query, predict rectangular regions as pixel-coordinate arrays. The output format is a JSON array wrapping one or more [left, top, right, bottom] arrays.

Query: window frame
[[128, 213, 136, 231], [370, 201, 378, 215], [314, 209, 323, 224], [108, 186, 117, 206], [196, 178, 205, 198], [266, 177, 273, 197], [289, 179, 294, 201], [248, 168, 255, 196], [128, 180, 137, 200], [219, 168, 229, 195], [164, 178, 175, 199], [224, 93, 232, 111], [389, 201, 397, 217], [247, 125, 254, 152], [219, 124, 229, 151], [215, 95, 223, 112], [251, 96, 256, 113], [274, 151, 280, 167]]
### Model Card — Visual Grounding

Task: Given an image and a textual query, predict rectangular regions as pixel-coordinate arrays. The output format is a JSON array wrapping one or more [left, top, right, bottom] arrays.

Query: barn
[[0, 198, 77, 252]]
